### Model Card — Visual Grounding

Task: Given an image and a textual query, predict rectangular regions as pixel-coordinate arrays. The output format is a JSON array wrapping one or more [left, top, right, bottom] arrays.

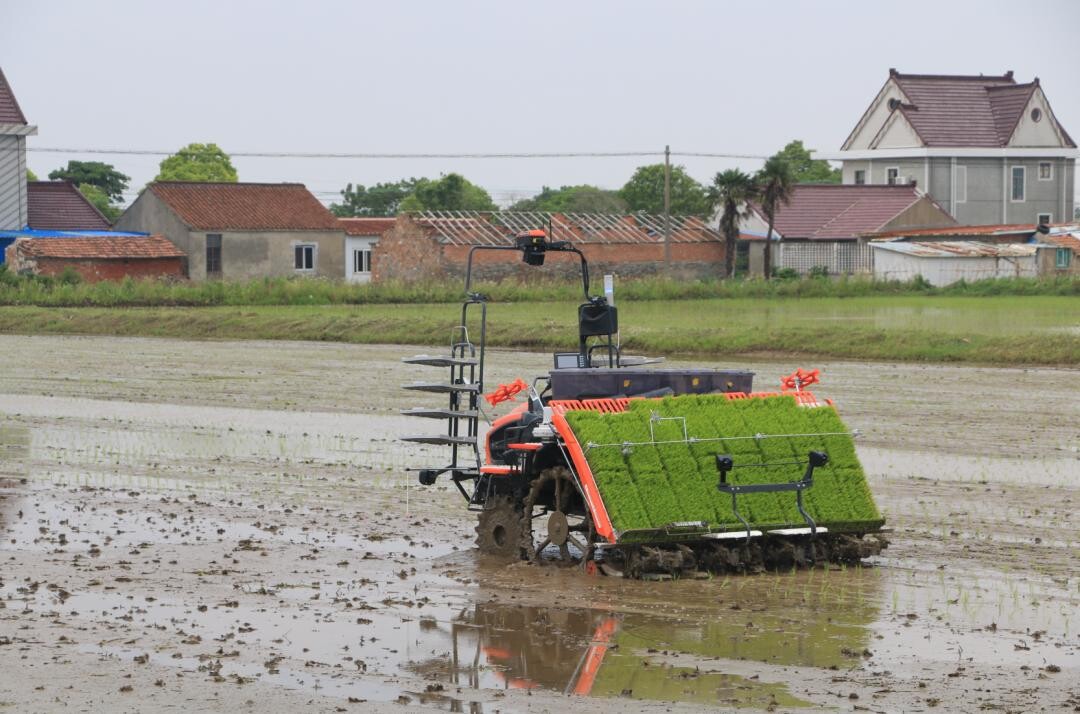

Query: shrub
[[57, 266, 83, 285]]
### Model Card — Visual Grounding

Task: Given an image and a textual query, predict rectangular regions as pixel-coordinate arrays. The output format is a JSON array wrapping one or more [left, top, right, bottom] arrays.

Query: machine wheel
[[522, 467, 595, 567], [475, 496, 526, 559]]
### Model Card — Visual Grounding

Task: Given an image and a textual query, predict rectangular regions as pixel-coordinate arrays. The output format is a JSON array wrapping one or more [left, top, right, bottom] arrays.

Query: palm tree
[[756, 156, 795, 279], [709, 169, 758, 279]]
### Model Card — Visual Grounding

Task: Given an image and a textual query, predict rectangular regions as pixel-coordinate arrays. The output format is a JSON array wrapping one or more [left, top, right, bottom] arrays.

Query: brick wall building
[[5, 234, 185, 282], [374, 211, 725, 283]]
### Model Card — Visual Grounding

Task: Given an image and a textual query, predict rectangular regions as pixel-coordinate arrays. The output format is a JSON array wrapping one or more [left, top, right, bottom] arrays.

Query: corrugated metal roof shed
[[869, 241, 1037, 258]]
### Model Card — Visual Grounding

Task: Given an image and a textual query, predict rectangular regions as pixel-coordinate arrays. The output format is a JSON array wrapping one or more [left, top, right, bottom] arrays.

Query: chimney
[[1004, 70, 1014, 80]]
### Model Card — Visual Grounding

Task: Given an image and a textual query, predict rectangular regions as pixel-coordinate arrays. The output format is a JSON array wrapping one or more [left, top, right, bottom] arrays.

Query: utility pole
[[663, 144, 671, 271]]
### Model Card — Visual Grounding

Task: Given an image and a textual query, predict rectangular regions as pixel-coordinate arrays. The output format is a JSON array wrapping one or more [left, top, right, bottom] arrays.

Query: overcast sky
[[4, 0, 1079, 207]]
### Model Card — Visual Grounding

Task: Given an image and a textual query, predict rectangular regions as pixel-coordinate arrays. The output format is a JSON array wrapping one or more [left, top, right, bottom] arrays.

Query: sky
[[4, 0, 1079, 208]]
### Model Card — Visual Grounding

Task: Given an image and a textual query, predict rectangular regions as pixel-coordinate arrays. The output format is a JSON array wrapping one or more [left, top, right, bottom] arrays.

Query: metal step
[[704, 530, 763, 540], [402, 382, 480, 394], [401, 407, 479, 420], [767, 526, 828, 537], [402, 435, 477, 446], [403, 355, 479, 368]]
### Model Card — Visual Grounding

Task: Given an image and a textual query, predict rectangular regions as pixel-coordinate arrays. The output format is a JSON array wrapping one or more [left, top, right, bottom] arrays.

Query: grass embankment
[[0, 272, 1077, 306], [0, 294, 1076, 364], [0, 272, 1076, 364]]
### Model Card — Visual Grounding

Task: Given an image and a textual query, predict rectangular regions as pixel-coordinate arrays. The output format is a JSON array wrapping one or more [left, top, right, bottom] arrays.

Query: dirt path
[[2, 335, 1078, 713]]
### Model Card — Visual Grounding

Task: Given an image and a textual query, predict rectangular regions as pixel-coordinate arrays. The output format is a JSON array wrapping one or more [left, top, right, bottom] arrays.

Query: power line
[[23, 146, 771, 160]]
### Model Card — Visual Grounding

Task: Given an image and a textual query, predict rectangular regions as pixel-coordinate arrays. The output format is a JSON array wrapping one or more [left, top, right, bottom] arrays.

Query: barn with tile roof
[[115, 182, 347, 280], [740, 183, 956, 276]]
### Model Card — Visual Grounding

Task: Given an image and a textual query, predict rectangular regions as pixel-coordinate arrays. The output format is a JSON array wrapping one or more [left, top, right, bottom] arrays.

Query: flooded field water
[[1, 335, 1078, 713]]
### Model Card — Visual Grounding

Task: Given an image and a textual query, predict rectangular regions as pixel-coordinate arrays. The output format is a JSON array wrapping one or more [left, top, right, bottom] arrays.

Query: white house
[[339, 217, 394, 283]]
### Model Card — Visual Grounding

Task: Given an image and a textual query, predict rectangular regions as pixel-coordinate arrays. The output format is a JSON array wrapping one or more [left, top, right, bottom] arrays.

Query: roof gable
[[842, 77, 909, 150], [27, 182, 112, 231], [1006, 85, 1073, 148], [148, 182, 342, 231], [0, 67, 28, 125], [748, 184, 952, 240], [869, 107, 924, 148]]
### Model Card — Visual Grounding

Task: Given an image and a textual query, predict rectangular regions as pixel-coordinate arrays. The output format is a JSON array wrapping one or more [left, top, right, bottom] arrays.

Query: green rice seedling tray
[[562, 394, 883, 543]]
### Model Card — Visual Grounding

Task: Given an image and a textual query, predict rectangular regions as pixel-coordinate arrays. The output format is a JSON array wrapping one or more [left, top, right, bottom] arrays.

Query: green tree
[[78, 183, 120, 223], [27, 168, 37, 181], [770, 140, 840, 184], [619, 164, 710, 217], [330, 179, 419, 217], [48, 160, 131, 201], [709, 169, 758, 279], [508, 185, 627, 213], [155, 143, 238, 182], [756, 156, 795, 280], [398, 173, 497, 211]]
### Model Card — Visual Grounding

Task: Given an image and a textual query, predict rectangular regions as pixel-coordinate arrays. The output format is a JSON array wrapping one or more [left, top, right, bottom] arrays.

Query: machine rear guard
[[547, 392, 881, 545]]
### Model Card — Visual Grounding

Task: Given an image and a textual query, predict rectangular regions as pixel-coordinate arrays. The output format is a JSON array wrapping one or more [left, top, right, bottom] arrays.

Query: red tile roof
[[17, 234, 185, 260], [883, 71, 1075, 148], [749, 184, 954, 241], [340, 217, 397, 236], [1038, 233, 1080, 253], [27, 182, 112, 231], [0, 67, 28, 125], [148, 182, 342, 231]]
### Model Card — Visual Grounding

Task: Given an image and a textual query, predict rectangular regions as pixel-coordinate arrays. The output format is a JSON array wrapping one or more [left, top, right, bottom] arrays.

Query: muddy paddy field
[[1, 334, 1077, 713]]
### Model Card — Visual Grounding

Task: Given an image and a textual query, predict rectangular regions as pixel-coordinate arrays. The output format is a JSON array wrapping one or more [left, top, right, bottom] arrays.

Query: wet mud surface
[[1, 335, 1078, 713]]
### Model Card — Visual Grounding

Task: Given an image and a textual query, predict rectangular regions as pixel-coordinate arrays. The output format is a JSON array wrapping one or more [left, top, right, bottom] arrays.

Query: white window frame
[[955, 165, 967, 204], [294, 244, 317, 272], [1010, 166, 1025, 202], [1037, 212, 1052, 226], [853, 169, 866, 185], [1038, 161, 1053, 181], [886, 167, 900, 185], [352, 246, 372, 274]]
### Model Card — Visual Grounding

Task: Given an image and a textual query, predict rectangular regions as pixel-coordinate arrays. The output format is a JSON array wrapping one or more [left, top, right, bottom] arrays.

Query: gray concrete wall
[[846, 155, 1075, 225], [928, 158, 952, 209], [114, 191, 193, 258], [0, 135, 27, 230], [186, 229, 346, 281]]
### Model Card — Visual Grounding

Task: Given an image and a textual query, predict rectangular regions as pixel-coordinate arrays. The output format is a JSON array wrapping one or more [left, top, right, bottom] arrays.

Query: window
[[853, 169, 866, 185], [1037, 213, 1052, 226], [886, 167, 900, 185], [1038, 162, 1053, 181], [206, 234, 222, 274], [353, 247, 372, 274], [955, 165, 967, 203], [1010, 166, 1025, 202], [1031, 108, 1042, 123], [294, 244, 315, 271], [1055, 248, 1072, 269]]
